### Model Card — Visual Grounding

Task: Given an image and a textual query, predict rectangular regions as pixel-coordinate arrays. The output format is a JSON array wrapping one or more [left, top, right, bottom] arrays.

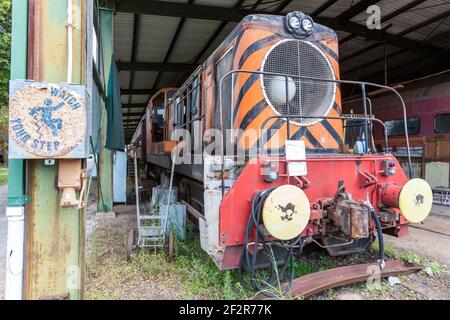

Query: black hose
[[239, 189, 303, 296], [370, 208, 385, 267]]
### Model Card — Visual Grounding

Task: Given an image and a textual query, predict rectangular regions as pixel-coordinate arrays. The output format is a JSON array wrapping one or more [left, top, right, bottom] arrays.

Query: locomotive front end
[[209, 12, 433, 282]]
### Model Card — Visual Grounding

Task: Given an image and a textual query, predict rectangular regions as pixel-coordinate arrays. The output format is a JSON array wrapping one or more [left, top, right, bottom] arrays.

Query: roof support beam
[[311, 0, 339, 17], [317, 16, 441, 57], [342, 28, 450, 77], [115, 0, 248, 22], [340, 9, 450, 63], [127, 14, 141, 105], [381, 0, 423, 23], [121, 88, 154, 95], [122, 112, 144, 117], [273, 0, 294, 13], [115, 0, 442, 57], [117, 61, 198, 72], [364, 49, 450, 84], [338, 0, 423, 46], [122, 103, 146, 109], [180, 0, 246, 86], [153, 0, 195, 90]]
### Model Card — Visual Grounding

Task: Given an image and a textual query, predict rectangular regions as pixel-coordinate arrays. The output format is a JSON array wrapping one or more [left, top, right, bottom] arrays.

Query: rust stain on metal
[[253, 260, 422, 300], [23, 0, 87, 300]]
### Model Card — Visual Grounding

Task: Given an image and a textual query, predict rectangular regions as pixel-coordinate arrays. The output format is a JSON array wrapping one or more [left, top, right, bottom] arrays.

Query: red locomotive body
[[130, 12, 433, 290]]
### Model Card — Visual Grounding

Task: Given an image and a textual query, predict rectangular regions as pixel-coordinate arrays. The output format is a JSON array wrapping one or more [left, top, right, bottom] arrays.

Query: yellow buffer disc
[[399, 178, 433, 223], [262, 185, 311, 241]]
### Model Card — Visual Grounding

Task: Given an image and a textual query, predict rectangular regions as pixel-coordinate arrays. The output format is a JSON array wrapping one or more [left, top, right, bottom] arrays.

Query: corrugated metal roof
[[112, 0, 450, 138], [135, 15, 181, 62], [168, 18, 223, 63], [114, 13, 134, 62]]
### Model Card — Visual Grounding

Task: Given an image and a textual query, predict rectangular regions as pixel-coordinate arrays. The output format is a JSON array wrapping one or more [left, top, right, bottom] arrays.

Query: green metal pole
[[23, 0, 86, 300], [8, 0, 28, 208], [97, 8, 113, 213], [5, 0, 29, 301]]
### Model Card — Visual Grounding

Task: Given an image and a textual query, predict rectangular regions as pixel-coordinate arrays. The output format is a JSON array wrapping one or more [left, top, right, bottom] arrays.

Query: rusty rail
[[253, 260, 422, 300]]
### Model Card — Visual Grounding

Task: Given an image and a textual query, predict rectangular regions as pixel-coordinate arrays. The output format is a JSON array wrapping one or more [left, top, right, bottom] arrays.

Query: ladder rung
[[139, 215, 164, 220]]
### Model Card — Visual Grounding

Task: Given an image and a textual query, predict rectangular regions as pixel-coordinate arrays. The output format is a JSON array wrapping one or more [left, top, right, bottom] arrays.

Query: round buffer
[[399, 178, 433, 223], [262, 185, 311, 241]]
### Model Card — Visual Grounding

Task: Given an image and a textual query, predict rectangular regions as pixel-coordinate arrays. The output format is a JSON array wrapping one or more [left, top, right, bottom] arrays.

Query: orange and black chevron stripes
[[232, 31, 279, 128], [204, 17, 345, 153]]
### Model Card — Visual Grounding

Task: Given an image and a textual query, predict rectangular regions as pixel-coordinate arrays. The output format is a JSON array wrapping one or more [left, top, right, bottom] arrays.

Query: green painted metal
[[97, 8, 114, 212], [24, 0, 86, 300], [8, 0, 28, 207]]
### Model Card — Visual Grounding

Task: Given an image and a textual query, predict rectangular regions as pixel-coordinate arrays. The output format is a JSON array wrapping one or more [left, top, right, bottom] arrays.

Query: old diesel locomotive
[[130, 12, 433, 287]]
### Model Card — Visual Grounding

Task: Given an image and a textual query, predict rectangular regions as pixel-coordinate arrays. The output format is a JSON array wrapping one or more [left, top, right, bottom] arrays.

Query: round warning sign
[[9, 85, 86, 157]]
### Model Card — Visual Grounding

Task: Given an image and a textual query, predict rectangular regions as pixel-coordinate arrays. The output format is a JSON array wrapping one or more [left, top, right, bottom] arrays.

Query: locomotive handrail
[[260, 114, 389, 154], [340, 96, 376, 153], [218, 69, 413, 197]]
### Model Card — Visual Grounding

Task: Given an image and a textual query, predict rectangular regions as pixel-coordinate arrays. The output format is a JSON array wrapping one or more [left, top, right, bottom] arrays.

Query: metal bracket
[[7, 195, 30, 207]]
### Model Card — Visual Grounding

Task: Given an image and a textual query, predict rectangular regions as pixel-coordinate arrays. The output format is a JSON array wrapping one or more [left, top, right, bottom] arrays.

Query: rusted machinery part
[[168, 230, 174, 262], [126, 229, 135, 262], [253, 260, 422, 300]]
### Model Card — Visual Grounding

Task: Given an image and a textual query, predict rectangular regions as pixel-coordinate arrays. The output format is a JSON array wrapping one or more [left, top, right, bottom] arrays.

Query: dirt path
[[385, 212, 450, 266]]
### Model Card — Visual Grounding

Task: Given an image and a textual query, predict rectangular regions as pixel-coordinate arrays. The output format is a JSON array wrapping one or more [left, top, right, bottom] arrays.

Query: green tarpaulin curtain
[[105, 55, 126, 150]]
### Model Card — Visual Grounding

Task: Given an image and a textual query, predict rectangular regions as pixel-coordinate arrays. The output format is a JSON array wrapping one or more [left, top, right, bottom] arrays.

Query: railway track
[[409, 225, 450, 238]]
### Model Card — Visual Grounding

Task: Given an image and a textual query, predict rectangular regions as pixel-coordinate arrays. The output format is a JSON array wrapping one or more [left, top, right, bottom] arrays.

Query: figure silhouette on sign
[[30, 99, 65, 138]]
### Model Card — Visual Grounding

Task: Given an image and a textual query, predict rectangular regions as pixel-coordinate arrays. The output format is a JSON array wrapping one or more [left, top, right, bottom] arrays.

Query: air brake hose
[[370, 208, 385, 269], [239, 188, 304, 296]]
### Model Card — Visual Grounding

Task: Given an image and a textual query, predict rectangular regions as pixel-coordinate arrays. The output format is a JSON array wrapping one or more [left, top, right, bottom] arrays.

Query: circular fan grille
[[262, 40, 336, 126]]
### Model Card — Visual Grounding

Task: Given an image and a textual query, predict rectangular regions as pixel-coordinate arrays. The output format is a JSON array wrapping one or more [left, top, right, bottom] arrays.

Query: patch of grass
[[401, 289, 417, 299], [294, 258, 316, 276], [87, 225, 255, 300], [364, 279, 391, 298], [172, 233, 262, 299], [293, 252, 338, 278], [0, 167, 8, 185]]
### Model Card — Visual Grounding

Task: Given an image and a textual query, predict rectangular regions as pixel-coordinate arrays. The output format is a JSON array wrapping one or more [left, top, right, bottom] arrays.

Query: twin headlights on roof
[[286, 11, 314, 37]]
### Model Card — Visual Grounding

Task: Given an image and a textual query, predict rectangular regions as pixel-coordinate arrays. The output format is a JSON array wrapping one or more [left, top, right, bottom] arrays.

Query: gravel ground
[[1, 183, 449, 300], [0, 184, 8, 300], [306, 250, 450, 300], [385, 213, 450, 265]]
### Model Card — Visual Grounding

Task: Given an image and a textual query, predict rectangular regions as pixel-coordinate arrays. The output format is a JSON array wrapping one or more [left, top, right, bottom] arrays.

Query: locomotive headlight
[[286, 11, 314, 37], [267, 76, 296, 105], [288, 15, 301, 30], [301, 17, 314, 34]]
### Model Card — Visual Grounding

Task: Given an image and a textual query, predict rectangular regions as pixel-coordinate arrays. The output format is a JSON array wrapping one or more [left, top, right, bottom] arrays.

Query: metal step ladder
[[127, 157, 135, 179], [132, 150, 175, 250]]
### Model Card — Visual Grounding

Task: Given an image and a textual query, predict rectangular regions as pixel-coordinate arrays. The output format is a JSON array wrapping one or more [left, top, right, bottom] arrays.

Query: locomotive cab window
[[435, 113, 450, 133], [152, 93, 166, 143], [385, 117, 420, 136]]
